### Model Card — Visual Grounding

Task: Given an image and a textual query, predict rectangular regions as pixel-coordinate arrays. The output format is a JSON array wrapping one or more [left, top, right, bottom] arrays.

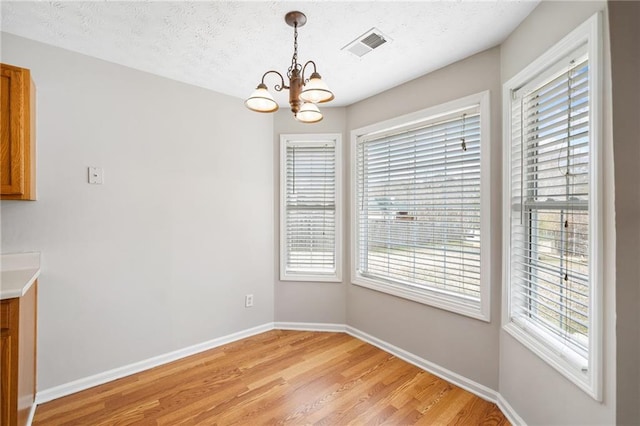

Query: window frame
[[501, 13, 603, 400], [280, 133, 342, 282], [350, 91, 491, 321]]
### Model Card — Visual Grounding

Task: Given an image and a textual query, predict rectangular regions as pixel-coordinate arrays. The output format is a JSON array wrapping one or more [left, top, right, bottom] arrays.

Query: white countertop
[[1, 252, 41, 300]]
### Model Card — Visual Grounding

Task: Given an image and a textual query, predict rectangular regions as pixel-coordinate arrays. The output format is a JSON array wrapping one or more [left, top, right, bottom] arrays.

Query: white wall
[[345, 47, 503, 390], [273, 107, 348, 324], [0, 33, 274, 391], [499, 2, 616, 424]]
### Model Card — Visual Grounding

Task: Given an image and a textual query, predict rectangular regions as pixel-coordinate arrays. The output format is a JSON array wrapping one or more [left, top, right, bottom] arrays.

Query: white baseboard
[[33, 320, 525, 426], [497, 393, 527, 426], [274, 321, 346, 332], [35, 322, 274, 405], [26, 401, 37, 426], [345, 325, 499, 403]]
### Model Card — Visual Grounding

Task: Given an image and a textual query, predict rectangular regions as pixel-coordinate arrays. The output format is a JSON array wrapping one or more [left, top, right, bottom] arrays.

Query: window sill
[[280, 271, 342, 283], [352, 274, 489, 322]]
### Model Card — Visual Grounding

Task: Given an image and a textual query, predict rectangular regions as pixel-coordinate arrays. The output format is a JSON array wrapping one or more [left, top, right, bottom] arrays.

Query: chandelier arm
[[261, 70, 288, 91], [301, 60, 318, 83]]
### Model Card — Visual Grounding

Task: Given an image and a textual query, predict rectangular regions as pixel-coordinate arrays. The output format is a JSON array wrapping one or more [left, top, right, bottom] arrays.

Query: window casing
[[502, 14, 602, 399], [280, 134, 342, 282], [351, 92, 491, 321]]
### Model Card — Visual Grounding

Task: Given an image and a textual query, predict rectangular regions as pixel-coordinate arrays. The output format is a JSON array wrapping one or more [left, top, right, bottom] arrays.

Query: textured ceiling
[[1, 1, 539, 107]]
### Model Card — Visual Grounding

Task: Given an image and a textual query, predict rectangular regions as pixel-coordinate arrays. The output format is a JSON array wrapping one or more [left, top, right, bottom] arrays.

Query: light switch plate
[[88, 167, 104, 184]]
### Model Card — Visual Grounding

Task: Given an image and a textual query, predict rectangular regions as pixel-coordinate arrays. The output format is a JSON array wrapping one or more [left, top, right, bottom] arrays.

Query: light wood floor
[[33, 330, 509, 425]]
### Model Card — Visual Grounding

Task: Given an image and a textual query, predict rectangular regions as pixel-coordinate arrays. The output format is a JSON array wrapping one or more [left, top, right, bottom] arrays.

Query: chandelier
[[245, 11, 334, 123]]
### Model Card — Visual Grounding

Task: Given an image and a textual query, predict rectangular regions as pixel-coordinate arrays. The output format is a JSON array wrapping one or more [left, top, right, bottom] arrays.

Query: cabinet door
[[0, 332, 15, 425], [1, 64, 34, 200], [1, 298, 19, 426]]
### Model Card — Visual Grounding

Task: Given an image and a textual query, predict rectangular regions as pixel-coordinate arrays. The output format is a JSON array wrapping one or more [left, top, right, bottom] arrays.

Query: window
[[503, 14, 602, 399], [351, 92, 491, 320], [280, 134, 342, 281]]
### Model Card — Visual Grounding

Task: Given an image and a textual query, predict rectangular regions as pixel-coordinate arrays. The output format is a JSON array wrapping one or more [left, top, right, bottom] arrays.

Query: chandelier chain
[[290, 22, 299, 74]]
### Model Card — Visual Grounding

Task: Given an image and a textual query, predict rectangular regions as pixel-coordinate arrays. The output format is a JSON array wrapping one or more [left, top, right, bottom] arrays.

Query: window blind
[[356, 108, 481, 300], [510, 55, 590, 359], [284, 142, 336, 274]]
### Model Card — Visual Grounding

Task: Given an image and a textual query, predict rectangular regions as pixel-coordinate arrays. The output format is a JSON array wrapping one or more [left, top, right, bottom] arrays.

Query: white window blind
[[281, 135, 341, 281], [355, 106, 483, 307], [509, 51, 592, 361], [504, 15, 604, 398]]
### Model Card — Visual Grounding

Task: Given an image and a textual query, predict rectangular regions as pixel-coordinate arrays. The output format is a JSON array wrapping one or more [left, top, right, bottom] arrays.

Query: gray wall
[[273, 107, 348, 325], [0, 34, 275, 391], [499, 2, 616, 424], [608, 1, 640, 424], [2, 2, 635, 423], [345, 47, 503, 390]]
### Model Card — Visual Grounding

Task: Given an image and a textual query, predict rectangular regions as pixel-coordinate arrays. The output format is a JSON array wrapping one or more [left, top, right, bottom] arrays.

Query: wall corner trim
[[274, 321, 347, 332]]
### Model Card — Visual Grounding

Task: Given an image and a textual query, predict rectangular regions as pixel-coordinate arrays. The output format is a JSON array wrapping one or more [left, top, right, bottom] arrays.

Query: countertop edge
[[21, 269, 40, 296], [0, 269, 40, 300]]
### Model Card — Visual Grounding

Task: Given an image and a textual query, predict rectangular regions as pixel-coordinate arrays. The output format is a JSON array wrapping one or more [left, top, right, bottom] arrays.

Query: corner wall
[[608, 1, 640, 424], [345, 47, 503, 390], [0, 33, 275, 391], [273, 108, 348, 325], [498, 2, 616, 424]]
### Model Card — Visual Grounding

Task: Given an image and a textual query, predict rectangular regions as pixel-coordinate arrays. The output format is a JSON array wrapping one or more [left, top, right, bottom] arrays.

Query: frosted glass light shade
[[299, 73, 334, 103], [245, 84, 279, 113], [296, 102, 323, 123]]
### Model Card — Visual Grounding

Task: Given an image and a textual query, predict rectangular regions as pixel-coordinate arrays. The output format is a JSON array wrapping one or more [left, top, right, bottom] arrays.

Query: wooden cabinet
[[0, 281, 37, 426], [1, 63, 36, 200]]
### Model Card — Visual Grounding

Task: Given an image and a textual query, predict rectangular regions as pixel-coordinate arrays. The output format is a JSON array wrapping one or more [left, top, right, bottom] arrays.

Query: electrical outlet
[[245, 294, 254, 308]]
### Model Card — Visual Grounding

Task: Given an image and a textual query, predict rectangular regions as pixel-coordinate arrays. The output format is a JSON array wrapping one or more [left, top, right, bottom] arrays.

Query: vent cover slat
[[342, 27, 391, 58], [361, 33, 386, 49]]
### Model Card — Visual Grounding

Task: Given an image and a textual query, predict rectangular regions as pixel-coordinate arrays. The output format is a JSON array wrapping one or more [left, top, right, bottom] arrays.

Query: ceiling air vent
[[342, 28, 391, 58]]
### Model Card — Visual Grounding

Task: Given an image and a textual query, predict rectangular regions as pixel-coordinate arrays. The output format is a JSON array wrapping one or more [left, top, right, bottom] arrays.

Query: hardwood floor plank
[[33, 401, 106, 425], [33, 330, 510, 425], [448, 397, 510, 426], [265, 375, 344, 425]]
